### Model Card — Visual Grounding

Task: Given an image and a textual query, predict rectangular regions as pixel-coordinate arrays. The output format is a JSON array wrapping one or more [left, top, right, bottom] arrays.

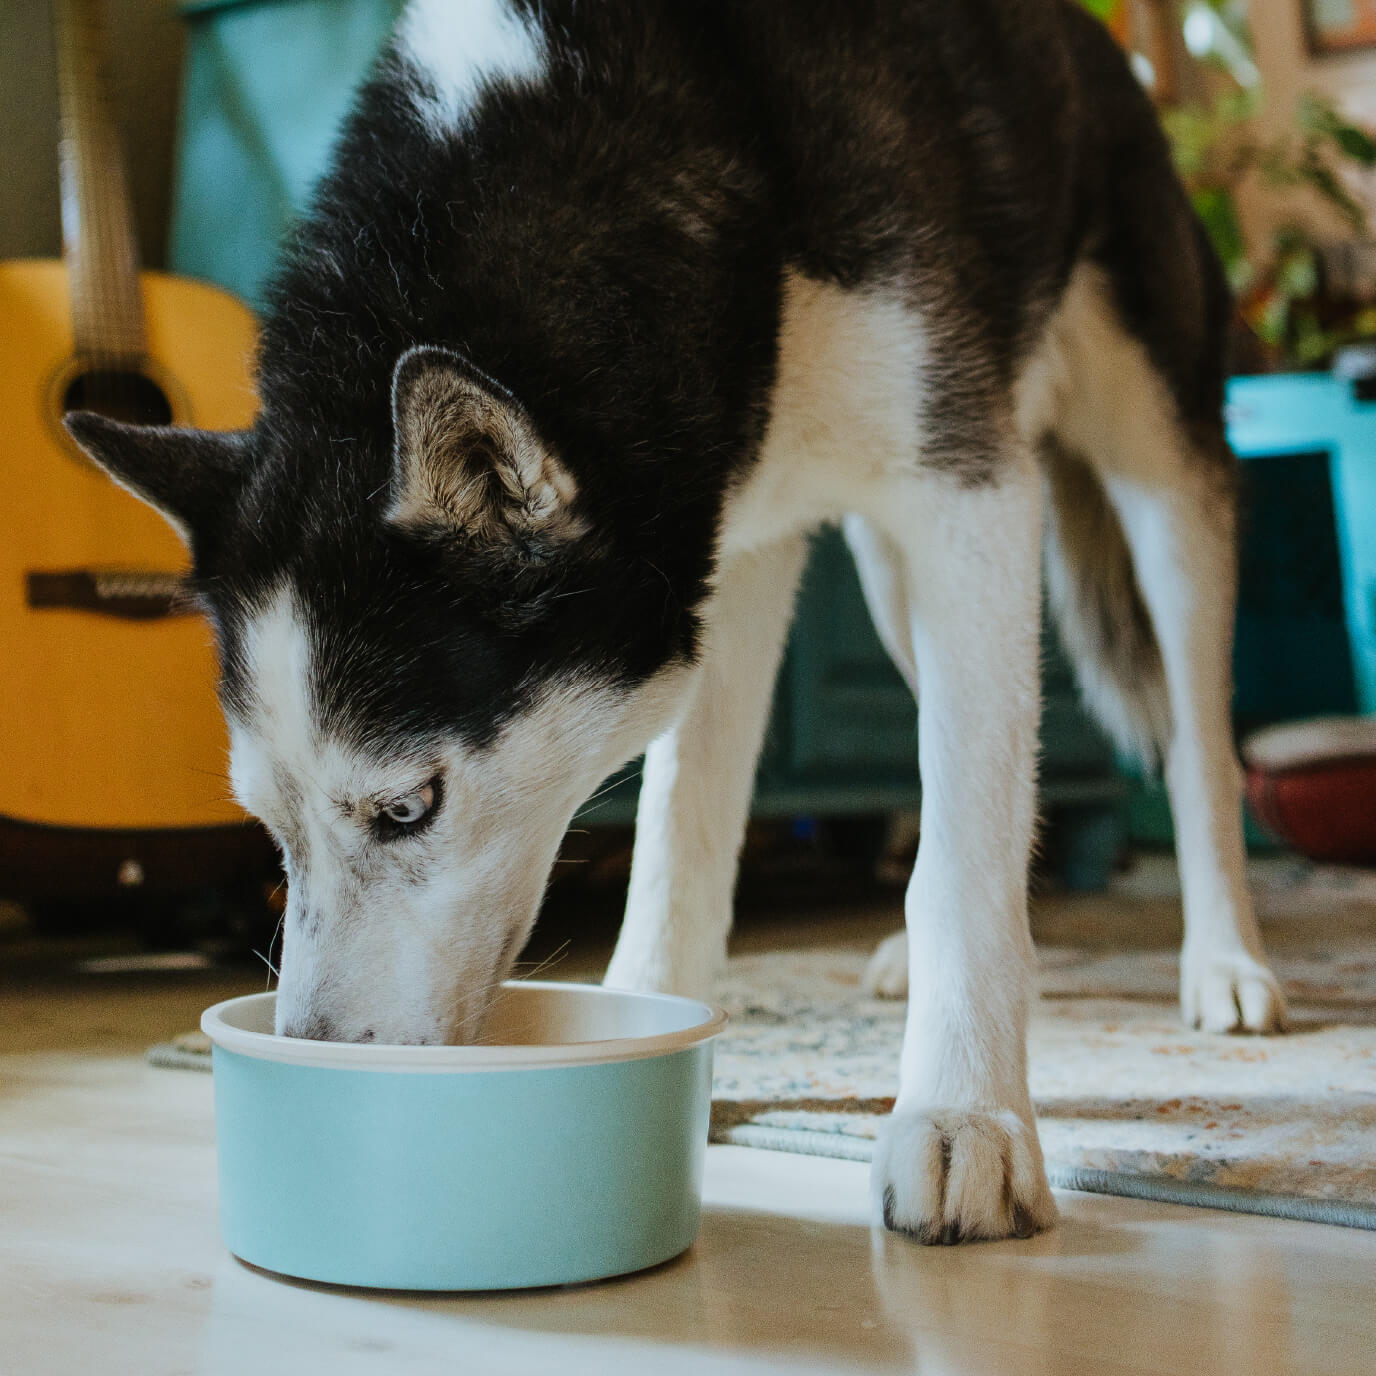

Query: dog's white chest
[[718, 272, 928, 560]]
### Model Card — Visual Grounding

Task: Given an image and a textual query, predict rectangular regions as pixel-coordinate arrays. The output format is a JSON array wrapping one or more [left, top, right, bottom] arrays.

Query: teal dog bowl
[[200, 984, 725, 1290]]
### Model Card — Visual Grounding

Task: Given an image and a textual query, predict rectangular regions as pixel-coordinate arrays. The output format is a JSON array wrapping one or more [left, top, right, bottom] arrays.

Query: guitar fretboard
[[54, 0, 147, 364]]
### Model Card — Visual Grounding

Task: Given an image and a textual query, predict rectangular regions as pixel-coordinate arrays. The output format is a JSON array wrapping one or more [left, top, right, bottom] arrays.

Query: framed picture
[[1306, 0, 1376, 54]]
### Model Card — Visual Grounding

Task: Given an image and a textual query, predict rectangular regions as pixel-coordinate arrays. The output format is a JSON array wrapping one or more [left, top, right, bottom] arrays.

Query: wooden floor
[[4, 908, 1376, 1376]]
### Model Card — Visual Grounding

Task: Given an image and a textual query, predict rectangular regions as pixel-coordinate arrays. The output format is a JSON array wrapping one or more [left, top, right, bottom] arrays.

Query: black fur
[[70, 0, 1232, 756]]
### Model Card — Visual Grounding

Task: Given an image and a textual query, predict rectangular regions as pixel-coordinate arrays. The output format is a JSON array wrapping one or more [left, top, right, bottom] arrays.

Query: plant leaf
[[1192, 187, 1248, 281]]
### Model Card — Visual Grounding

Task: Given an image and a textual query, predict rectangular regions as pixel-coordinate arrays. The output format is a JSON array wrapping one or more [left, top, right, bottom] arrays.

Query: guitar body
[[0, 258, 257, 833]]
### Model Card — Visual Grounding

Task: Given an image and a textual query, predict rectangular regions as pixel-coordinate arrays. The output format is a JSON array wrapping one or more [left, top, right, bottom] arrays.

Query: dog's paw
[[1180, 949, 1287, 1035], [862, 930, 909, 999], [872, 1107, 1057, 1244]]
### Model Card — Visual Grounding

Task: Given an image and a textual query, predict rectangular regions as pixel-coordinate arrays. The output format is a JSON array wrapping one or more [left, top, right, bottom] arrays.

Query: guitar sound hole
[[63, 369, 173, 427]]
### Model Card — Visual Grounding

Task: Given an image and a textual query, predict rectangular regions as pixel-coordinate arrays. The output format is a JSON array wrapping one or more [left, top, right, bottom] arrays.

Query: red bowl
[[1243, 717, 1376, 864]]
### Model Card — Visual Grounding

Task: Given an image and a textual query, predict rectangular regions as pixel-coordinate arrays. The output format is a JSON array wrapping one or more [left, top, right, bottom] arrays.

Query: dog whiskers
[[579, 775, 627, 809], [510, 939, 571, 982]]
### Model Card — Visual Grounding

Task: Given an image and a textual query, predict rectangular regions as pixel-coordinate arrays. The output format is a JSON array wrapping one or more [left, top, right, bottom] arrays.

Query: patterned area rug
[[151, 860, 1376, 1228], [711, 867, 1376, 1229]]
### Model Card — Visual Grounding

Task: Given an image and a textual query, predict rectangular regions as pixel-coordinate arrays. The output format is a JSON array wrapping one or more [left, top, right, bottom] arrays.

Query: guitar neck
[[54, 0, 147, 363]]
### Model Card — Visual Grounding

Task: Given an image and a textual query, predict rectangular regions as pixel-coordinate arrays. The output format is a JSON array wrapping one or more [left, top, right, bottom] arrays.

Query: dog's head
[[67, 346, 696, 1043]]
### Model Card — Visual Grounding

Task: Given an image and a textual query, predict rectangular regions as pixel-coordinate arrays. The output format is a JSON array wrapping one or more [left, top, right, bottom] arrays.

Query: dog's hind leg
[[1102, 458, 1286, 1032], [1045, 267, 1285, 1034], [604, 535, 808, 999], [870, 451, 1056, 1243]]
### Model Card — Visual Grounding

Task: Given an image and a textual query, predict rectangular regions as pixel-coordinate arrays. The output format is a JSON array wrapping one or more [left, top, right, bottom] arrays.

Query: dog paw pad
[[872, 1107, 1056, 1244], [1182, 954, 1287, 1035]]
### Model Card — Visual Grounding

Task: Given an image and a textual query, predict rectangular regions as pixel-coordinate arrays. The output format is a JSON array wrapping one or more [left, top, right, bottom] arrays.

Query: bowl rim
[[201, 982, 728, 1072]]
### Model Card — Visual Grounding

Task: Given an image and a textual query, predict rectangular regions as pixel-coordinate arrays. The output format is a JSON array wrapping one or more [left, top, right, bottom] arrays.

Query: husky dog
[[70, 0, 1287, 1243]]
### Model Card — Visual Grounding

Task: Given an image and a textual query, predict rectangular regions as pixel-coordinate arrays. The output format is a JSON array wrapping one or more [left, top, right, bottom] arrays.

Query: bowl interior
[[207, 982, 721, 1067]]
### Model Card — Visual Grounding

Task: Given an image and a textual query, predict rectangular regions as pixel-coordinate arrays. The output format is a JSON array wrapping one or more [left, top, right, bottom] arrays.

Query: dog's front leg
[[873, 456, 1057, 1243], [605, 536, 808, 999]]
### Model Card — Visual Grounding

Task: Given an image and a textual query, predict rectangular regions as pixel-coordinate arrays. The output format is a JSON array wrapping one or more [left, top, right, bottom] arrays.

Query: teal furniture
[[1227, 374, 1376, 718], [171, 0, 406, 307]]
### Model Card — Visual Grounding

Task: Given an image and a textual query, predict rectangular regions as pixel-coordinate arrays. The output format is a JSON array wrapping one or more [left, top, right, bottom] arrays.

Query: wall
[[1245, 0, 1376, 242], [0, 0, 185, 268], [1251, 0, 1376, 132]]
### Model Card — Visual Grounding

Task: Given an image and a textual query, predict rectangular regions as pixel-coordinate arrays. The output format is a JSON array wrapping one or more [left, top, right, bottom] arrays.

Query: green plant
[[1166, 90, 1376, 366], [1083, 0, 1376, 369]]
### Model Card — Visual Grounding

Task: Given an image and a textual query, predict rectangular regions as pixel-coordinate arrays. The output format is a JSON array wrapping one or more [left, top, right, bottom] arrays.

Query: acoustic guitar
[[0, 0, 264, 895]]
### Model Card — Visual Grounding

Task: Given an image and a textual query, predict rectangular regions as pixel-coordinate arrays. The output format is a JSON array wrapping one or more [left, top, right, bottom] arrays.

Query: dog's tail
[[1040, 436, 1172, 772]]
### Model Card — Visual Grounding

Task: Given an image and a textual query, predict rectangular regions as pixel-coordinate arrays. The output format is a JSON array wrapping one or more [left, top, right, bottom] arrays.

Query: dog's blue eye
[[380, 780, 439, 831]]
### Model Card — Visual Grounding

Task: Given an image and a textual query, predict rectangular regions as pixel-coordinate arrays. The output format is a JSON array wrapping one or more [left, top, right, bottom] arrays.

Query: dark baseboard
[[0, 813, 279, 902]]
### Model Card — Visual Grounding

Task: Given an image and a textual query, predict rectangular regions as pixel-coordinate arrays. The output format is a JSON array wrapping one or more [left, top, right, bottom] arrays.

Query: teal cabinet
[[1227, 374, 1376, 718], [774, 533, 917, 781]]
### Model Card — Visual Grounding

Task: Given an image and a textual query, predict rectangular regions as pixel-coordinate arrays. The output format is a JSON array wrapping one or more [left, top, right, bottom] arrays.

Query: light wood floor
[[4, 906, 1376, 1376]]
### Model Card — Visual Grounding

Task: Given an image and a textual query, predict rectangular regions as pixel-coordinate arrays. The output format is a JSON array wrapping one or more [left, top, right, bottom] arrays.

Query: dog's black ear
[[64, 412, 249, 547], [387, 345, 586, 555]]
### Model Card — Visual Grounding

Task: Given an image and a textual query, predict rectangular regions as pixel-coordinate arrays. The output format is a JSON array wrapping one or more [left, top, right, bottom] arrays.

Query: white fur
[[397, 0, 547, 135], [1102, 471, 1285, 1031], [869, 456, 1056, 1238], [717, 272, 929, 560], [611, 272, 1057, 1239], [613, 274, 931, 998], [860, 265, 1285, 1035], [1017, 266, 1283, 1033], [605, 536, 810, 999], [230, 585, 687, 1044], [841, 514, 918, 696], [228, 590, 315, 822]]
